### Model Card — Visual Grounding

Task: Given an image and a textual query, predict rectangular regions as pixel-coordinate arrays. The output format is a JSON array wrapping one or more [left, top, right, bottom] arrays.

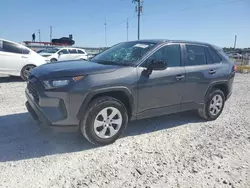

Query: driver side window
[[143, 44, 181, 68]]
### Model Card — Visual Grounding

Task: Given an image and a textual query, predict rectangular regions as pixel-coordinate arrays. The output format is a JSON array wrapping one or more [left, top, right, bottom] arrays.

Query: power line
[[179, 0, 246, 11], [142, 0, 246, 17]]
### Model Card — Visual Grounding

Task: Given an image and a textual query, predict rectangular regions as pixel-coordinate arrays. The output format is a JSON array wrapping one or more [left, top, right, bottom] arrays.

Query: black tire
[[198, 89, 225, 121], [80, 97, 128, 145], [20, 65, 36, 81], [50, 58, 57, 62]]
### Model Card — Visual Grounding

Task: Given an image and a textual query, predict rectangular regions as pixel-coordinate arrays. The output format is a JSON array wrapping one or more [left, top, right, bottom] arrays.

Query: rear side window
[[59, 49, 69, 54], [69, 49, 77, 54], [206, 47, 222, 64], [186, 45, 206, 66], [0, 40, 3, 51], [2, 41, 22, 54]]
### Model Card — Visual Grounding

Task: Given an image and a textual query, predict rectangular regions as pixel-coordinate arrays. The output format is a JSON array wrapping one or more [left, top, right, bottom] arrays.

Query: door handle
[[209, 70, 216, 74], [21, 56, 28, 58], [176, 75, 185, 80]]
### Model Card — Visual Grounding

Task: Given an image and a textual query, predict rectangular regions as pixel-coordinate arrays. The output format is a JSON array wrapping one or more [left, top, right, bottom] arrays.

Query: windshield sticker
[[133, 44, 149, 48]]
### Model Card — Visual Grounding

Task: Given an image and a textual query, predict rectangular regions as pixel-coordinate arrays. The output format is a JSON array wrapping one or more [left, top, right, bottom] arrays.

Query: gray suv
[[25, 40, 236, 145]]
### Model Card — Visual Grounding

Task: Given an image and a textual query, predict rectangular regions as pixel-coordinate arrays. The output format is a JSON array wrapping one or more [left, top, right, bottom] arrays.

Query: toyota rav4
[[25, 40, 235, 145]]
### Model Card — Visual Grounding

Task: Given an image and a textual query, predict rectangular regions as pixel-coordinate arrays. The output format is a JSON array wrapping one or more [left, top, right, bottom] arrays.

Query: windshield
[[91, 42, 156, 66], [38, 48, 59, 54]]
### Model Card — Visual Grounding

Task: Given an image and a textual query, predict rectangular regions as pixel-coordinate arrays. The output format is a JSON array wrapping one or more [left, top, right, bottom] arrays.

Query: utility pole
[[126, 18, 129, 41], [133, 0, 143, 40], [104, 17, 107, 47], [50, 26, 52, 42], [234, 35, 237, 49], [38, 29, 41, 42]]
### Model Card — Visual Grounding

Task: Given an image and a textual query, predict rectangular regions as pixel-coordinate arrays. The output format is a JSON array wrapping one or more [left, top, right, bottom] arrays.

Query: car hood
[[31, 60, 121, 80]]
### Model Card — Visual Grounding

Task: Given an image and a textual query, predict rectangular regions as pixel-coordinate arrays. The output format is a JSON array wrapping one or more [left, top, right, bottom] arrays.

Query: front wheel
[[80, 97, 128, 145], [198, 89, 225, 121], [21, 65, 36, 81]]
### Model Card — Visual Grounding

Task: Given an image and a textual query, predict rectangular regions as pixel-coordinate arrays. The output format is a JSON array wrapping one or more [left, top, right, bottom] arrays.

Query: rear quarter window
[[77, 49, 86, 54], [22, 48, 30, 54], [206, 47, 222, 64]]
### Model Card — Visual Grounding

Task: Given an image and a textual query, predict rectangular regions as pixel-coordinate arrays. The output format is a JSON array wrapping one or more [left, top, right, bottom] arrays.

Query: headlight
[[43, 76, 84, 89]]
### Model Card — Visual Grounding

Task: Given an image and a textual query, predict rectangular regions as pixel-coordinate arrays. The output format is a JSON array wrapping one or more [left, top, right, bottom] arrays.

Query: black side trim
[[77, 87, 134, 120]]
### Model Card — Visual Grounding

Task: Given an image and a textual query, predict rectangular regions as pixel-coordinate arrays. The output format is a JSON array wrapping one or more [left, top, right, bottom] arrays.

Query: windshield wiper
[[94, 60, 130, 66]]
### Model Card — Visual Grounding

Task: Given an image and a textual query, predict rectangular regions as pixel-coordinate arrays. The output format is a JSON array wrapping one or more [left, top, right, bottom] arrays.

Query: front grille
[[27, 82, 39, 103]]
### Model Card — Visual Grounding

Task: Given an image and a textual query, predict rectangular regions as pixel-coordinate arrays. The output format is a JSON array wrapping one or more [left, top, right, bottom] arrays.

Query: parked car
[[51, 37, 75, 46], [229, 53, 242, 59], [44, 48, 88, 62], [0, 38, 47, 80], [25, 39, 235, 145]]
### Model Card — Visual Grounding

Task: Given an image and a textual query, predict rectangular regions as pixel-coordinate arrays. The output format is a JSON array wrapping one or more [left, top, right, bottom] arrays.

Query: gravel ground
[[0, 74, 249, 188]]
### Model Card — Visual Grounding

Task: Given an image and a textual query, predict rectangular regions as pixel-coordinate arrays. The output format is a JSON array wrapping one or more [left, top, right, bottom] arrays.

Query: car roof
[[128, 39, 218, 48], [0, 38, 24, 46]]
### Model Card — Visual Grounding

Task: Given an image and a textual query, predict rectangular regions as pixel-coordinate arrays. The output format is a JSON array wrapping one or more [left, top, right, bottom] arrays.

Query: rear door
[[0, 40, 27, 75], [182, 44, 223, 109], [137, 43, 186, 118], [68, 49, 79, 60], [57, 49, 70, 61]]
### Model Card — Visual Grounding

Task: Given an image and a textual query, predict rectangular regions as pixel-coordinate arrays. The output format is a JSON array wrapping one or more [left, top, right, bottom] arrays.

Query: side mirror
[[148, 60, 167, 71]]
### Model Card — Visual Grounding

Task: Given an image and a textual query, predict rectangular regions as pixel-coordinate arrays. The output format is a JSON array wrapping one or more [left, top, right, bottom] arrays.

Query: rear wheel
[[198, 89, 225, 121], [80, 97, 128, 145], [50, 58, 57, 62], [20, 65, 36, 81]]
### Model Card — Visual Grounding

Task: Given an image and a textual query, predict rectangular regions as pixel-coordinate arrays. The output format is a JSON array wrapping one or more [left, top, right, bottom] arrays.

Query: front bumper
[[25, 87, 85, 127]]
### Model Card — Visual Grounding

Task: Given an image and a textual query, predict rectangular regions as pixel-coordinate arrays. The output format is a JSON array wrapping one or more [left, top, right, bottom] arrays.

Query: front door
[[137, 44, 186, 119]]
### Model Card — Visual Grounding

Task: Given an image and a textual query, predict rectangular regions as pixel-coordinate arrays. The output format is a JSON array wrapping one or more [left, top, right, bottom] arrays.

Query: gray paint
[[26, 40, 235, 127]]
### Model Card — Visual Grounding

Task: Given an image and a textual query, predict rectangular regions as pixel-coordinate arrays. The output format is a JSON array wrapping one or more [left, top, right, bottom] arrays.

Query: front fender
[[77, 86, 134, 120]]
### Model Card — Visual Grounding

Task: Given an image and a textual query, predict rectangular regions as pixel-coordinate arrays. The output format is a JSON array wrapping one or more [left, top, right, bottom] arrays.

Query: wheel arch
[[205, 81, 229, 101], [50, 57, 58, 61], [77, 87, 134, 121], [20, 64, 36, 75]]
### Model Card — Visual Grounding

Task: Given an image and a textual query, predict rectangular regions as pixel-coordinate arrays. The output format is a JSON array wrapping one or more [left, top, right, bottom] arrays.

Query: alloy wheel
[[23, 65, 35, 80], [209, 94, 223, 116], [94, 107, 122, 139]]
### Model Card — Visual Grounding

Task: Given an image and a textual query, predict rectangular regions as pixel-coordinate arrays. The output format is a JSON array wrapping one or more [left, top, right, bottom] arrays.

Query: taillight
[[233, 65, 237, 72]]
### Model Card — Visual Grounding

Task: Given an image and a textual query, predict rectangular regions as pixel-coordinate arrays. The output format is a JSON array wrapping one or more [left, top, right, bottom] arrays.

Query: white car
[[0, 39, 47, 80], [43, 47, 88, 62]]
